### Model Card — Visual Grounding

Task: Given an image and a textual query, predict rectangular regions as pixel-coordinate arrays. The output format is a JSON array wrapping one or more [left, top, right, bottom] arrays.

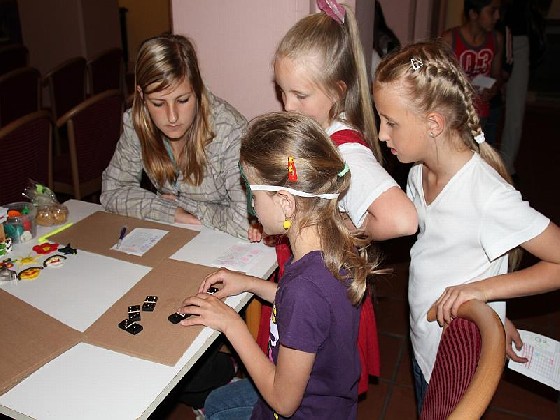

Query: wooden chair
[[0, 44, 29, 76], [0, 67, 41, 128], [53, 90, 123, 200], [87, 48, 125, 97], [420, 300, 506, 420], [0, 110, 53, 205], [43, 57, 87, 121]]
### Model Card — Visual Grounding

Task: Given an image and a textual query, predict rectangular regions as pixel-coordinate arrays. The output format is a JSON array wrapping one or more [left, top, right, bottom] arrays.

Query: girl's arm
[[228, 329, 314, 417], [361, 186, 418, 240], [491, 31, 504, 89], [198, 267, 278, 303], [434, 222, 560, 324], [483, 30, 504, 102], [337, 144, 418, 241], [179, 294, 314, 417]]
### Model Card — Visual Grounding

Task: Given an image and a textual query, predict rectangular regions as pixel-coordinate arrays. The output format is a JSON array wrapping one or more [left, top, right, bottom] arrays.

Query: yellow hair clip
[[288, 156, 298, 182]]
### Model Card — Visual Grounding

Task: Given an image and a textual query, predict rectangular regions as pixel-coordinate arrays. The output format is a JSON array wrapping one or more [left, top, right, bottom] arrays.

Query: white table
[[0, 200, 277, 420]]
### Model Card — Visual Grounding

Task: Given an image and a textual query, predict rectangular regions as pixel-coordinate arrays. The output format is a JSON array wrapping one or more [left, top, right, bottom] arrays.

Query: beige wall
[[171, 0, 314, 120], [118, 0, 170, 71]]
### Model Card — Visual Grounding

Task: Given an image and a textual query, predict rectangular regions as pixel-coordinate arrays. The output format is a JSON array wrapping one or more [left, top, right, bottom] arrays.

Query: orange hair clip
[[287, 156, 298, 182]]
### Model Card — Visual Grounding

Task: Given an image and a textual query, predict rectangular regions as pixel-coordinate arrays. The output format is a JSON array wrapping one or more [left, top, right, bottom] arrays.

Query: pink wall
[[171, 0, 374, 121], [171, 1, 313, 120]]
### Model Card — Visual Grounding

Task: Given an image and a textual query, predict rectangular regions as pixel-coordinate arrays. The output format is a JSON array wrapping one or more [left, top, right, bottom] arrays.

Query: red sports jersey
[[451, 27, 496, 117]]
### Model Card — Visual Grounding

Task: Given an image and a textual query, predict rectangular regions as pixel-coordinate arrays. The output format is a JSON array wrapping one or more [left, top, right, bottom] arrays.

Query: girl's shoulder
[[327, 118, 368, 148], [330, 129, 368, 148], [284, 252, 338, 289], [206, 90, 247, 130], [120, 108, 141, 147], [122, 107, 134, 128]]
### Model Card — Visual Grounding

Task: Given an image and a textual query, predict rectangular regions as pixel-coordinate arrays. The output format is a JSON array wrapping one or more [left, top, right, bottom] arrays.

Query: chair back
[[420, 300, 506, 420], [53, 90, 123, 200], [0, 110, 53, 205], [43, 57, 87, 120], [0, 67, 41, 128], [0, 44, 29, 76], [87, 48, 125, 96]]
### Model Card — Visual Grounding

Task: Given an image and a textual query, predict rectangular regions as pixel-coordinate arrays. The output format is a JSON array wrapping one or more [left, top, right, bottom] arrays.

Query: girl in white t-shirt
[[373, 40, 560, 413]]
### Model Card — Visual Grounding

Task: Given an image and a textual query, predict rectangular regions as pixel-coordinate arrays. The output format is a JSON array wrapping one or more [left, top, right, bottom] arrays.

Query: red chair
[[0, 111, 53, 205], [53, 90, 123, 200], [420, 300, 506, 420], [43, 57, 87, 121], [87, 48, 125, 96], [0, 44, 29, 76], [0, 67, 41, 128]]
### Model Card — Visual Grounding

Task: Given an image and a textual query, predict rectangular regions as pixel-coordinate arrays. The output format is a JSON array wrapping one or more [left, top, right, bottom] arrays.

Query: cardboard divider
[[84, 259, 218, 366], [49, 211, 198, 267], [0, 290, 82, 395]]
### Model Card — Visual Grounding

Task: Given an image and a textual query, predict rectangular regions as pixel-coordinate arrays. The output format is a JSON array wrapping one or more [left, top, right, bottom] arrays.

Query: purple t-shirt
[[252, 251, 360, 419]]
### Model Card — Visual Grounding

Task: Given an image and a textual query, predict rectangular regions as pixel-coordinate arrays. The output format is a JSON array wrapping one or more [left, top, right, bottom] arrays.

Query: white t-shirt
[[327, 119, 397, 228], [407, 153, 549, 382]]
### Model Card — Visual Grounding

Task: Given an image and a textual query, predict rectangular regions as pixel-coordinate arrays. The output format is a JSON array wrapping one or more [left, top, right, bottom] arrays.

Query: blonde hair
[[274, 4, 382, 163], [240, 112, 379, 305], [132, 34, 214, 187], [375, 40, 522, 269]]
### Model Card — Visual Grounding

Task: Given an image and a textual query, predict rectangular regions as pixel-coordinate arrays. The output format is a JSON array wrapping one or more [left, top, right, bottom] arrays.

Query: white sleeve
[[337, 143, 398, 228], [481, 186, 550, 261]]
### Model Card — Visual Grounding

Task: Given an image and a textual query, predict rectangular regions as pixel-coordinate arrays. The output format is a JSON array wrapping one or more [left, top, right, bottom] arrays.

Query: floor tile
[[375, 297, 410, 336], [489, 371, 559, 419], [378, 333, 404, 380], [373, 262, 409, 301], [358, 381, 390, 419], [383, 385, 418, 419], [395, 341, 414, 388], [483, 408, 535, 419]]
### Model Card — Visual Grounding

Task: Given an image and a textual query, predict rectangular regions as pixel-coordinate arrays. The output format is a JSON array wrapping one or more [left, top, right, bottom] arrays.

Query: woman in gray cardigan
[[101, 34, 250, 239]]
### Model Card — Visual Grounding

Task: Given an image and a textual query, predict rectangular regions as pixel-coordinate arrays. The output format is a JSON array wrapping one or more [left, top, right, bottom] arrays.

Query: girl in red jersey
[[442, 0, 504, 141]]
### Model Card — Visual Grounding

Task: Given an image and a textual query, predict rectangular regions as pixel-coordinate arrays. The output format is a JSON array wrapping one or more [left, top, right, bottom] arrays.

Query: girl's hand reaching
[[247, 222, 283, 247], [504, 318, 528, 363], [198, 267, 255, 299], [433, 282, 488, 326], [178, 293, 245, 335], [174, 207, 202, 225], [248, 222, 264, 242]]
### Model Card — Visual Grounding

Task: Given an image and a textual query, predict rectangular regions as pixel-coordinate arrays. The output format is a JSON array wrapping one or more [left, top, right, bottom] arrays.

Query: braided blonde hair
[[375, 40, 521, 270]]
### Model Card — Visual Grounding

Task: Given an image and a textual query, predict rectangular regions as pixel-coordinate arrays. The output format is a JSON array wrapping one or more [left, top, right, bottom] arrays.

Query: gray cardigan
[[101, 91, 250, 239]]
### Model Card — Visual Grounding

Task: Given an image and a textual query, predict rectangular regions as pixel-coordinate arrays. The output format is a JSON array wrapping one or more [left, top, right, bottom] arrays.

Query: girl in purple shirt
[[178, 112, 381, 419]]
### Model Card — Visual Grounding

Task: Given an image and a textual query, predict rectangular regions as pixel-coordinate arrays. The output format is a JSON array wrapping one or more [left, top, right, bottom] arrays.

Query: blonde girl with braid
[[179, 112, 380, 420], [373, 40, 560, 413]]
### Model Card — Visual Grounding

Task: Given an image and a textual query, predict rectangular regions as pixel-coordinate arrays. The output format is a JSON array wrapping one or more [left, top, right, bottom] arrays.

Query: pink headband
[[317, 0, 345, 25]]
